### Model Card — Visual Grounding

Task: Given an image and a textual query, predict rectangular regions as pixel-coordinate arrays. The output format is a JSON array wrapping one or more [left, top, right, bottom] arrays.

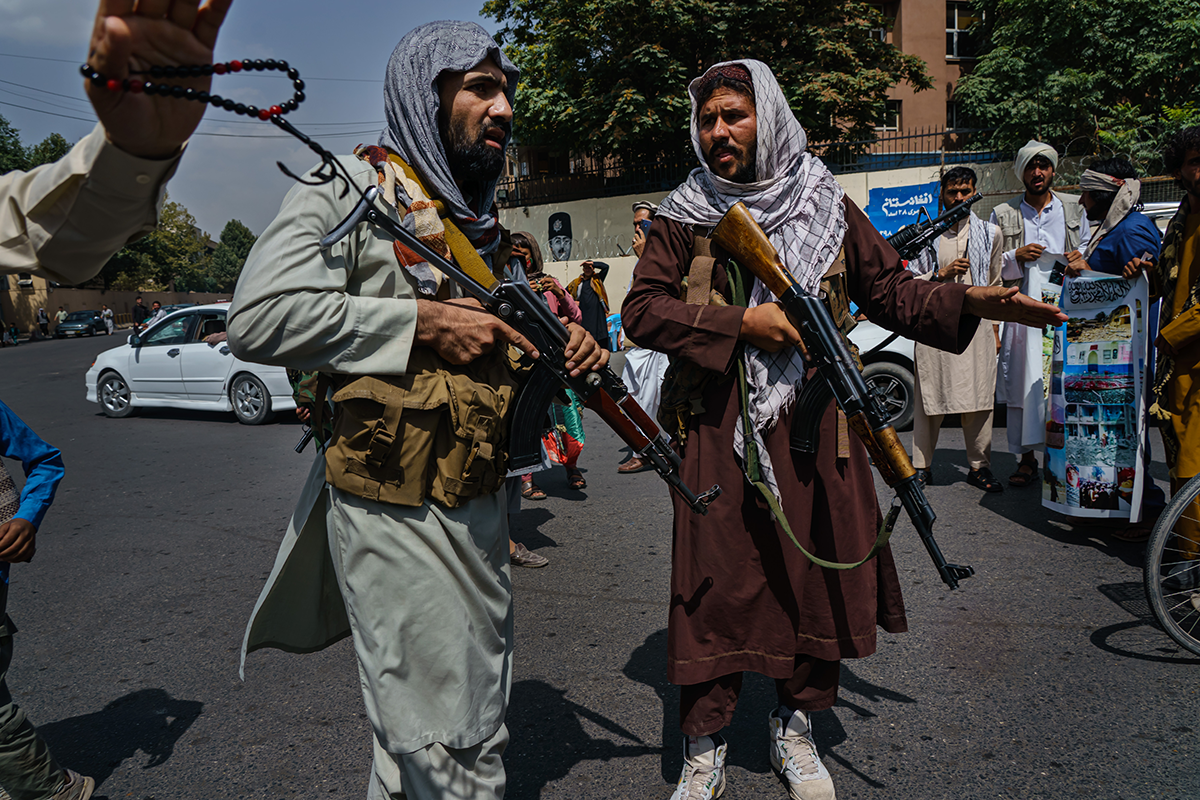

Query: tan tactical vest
[[323, 346, 517, 509]]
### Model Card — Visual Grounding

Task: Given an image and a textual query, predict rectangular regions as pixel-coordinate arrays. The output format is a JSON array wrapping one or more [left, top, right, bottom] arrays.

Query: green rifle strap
[[727, 259, 897, 571]]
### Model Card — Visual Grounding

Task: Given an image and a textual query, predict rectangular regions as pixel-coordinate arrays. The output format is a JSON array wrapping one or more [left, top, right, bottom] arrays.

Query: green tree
[[208, 219, 257, 292], [483, 0, 931, 162], [25, 133, 72, 169], [957, 0, 1200, 165], [98, 194, 210, 291], [0, 115, 26, 174]]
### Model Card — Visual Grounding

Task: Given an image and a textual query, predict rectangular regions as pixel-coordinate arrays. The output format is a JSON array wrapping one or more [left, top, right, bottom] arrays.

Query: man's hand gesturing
[[415, 299, 539, 365], [963, 286, 1067, 328], [87, 0, 235, 160]]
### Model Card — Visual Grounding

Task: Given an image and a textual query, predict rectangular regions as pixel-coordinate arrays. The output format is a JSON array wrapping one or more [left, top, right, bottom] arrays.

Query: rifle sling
[[726, 258, 894, 571]]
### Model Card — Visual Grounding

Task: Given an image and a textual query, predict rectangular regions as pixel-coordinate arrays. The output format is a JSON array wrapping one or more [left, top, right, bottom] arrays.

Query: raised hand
[[86, 0, 235, 159]]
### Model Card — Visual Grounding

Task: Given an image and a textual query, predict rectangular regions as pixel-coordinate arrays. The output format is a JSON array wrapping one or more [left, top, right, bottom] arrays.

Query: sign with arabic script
[[866, 181, 940, 239]]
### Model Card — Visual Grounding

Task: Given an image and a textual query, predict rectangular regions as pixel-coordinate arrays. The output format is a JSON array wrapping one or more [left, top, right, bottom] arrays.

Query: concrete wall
[[1, 274, 230, 331]]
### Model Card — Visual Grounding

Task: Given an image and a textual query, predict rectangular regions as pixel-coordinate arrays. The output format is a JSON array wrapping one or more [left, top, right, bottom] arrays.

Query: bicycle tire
[[1144, 472, 1200, 656]]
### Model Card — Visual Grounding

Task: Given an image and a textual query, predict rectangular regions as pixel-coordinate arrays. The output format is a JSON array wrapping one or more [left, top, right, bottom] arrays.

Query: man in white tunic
[[227, 22, 605, 799], [991, 141, 1090, 486], [909, 167, 1004, 491]]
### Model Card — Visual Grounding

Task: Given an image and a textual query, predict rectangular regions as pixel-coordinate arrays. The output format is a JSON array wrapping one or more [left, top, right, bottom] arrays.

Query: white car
[[847, 319, 916, 431], [85, 303, 296, 425]]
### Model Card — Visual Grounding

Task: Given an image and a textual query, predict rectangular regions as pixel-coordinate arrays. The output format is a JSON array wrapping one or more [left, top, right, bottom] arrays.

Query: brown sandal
[[1009, 462, 1038, 487], [520, 480, 547, 501], [566, 467, 586, 490]]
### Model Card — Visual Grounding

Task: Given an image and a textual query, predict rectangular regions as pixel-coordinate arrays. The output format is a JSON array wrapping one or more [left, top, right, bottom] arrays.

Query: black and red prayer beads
[[79, 58, 306, 121]]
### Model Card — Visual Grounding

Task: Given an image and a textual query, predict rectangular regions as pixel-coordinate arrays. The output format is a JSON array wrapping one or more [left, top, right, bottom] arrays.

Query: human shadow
[[620, 629, 913, 791], [36, 688, 202, 792], [504, 679, 659, 798], [509, 507, 559, 551]]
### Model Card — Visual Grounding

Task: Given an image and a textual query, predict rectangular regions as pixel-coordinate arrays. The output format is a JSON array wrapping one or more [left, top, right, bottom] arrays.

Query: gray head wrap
[[379, 21, 519, 253], [1013, 139, 1058, 179], [1080, 169, 1142, 259]]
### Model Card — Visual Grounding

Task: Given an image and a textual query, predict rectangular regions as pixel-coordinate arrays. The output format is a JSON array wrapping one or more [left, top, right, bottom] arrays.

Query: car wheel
[[862, 361, 915, 432], [98, 371, 134, 418], [230, 373, 273, 425]]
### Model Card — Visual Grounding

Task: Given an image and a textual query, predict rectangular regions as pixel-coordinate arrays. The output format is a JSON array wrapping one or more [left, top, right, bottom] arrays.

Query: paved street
[[0, 335, 1195, 800]]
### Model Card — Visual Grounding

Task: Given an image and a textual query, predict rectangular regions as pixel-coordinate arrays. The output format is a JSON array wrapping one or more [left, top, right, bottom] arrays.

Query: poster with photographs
[[1043, 271, 1150, 520]]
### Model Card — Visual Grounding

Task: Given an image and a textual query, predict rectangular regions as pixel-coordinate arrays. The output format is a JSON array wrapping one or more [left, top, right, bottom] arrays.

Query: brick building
[[877, 0, 982, 133]]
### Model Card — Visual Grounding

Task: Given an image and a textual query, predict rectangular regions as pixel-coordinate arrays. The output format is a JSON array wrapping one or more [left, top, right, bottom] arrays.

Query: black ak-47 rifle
[[886, 192, 983, 260], [318, 185, 721, 515], [710, 202, 973, 589]]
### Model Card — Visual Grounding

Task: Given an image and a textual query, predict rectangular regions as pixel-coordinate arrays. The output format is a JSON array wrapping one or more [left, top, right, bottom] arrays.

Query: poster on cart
[[1043, 270, 1150, 521]]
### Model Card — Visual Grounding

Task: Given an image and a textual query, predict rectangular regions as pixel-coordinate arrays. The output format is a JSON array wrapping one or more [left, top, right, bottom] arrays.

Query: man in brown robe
[[622, 59, 1066, 800]]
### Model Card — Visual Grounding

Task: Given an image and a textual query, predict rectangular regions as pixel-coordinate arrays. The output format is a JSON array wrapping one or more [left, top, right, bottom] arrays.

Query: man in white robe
[[909, 167, 1004, 491], [991, 141, 1091, 486]]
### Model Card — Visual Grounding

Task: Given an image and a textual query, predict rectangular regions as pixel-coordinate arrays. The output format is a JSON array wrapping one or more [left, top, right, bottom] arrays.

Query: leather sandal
[[1008, 461, 1038, 487], [967, 467, 1004, 493], [520, 480, 547, 501], [566, 467, 587, 490]]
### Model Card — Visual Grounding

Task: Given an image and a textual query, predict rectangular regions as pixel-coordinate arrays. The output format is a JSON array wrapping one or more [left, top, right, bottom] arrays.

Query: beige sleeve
[[0, 124, 180, 285], [227, 157, 419, 376]]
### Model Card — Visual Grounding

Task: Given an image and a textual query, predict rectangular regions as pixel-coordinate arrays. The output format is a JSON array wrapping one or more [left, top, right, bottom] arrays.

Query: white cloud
[[0, 0, 94, 47]]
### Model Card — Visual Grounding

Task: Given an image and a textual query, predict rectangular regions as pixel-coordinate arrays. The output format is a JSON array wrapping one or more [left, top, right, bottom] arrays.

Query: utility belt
[[318, 346, 517, 510], [657, 231, 858, 444]]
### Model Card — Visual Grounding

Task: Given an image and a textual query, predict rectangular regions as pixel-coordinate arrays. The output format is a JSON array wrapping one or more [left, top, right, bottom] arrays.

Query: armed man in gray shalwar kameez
[[227, 21, 606, 800]]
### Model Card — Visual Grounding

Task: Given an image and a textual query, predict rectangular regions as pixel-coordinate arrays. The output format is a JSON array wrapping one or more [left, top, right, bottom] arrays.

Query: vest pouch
[[324, 347, 517, 510]]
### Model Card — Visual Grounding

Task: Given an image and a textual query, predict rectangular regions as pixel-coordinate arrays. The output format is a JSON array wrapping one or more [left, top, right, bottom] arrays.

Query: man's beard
[[705, 142, 757, 183], [1023, 176, 1050, 197], [444, 118, 510, 183]]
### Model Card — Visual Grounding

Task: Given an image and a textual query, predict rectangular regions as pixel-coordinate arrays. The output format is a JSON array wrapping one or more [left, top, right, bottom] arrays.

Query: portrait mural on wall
[[548, 212, 573, 261]]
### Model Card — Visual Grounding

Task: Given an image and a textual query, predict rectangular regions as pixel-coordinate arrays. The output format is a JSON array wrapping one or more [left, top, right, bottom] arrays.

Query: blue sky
[[0, 0, 502, 236]]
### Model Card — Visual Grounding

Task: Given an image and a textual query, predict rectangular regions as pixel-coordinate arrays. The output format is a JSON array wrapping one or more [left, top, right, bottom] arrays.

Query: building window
[[875, 100, 901, 132], [946, 2, 979, 59], [870, 3, 897, 43], [946, 100, 981, 130]]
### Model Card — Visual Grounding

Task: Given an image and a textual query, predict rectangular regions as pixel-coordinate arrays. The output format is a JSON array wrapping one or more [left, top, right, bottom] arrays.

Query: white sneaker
[[670, 734, 727, 800], [768, 707, 836, 800]]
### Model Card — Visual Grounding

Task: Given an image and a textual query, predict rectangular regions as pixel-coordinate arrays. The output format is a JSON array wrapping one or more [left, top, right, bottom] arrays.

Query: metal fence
[[496, 128, 1005, 208]]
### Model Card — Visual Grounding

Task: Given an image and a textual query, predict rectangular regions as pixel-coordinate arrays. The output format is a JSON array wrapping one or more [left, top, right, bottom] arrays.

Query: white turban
[[1014, 139, 1059, 179]]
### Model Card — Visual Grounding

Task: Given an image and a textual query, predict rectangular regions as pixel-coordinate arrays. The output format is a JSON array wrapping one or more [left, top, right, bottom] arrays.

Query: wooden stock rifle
[[710, 202, 974, 589]]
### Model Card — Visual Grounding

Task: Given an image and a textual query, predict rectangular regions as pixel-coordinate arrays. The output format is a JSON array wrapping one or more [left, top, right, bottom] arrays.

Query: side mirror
[[128, 333, 141, 346]]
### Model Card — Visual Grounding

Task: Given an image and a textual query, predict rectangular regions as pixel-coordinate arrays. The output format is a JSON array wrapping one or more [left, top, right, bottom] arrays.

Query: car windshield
[[66, 311, 95, 320]]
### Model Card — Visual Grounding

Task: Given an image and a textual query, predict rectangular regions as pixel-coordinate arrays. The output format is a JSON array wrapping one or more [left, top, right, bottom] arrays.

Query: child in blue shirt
[[0, 399, 93, 800]]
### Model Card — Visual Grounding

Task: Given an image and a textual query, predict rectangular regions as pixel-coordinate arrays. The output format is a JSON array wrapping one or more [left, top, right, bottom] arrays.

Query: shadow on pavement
[[619, 629, 912, 791], [504, 679, 659, 798], [1091, 582, 1200, 664], [37, 688, 202, 792]]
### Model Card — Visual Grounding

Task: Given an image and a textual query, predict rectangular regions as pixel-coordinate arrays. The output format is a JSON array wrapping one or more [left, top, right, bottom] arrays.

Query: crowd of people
[[0, 3, 1197, 800]]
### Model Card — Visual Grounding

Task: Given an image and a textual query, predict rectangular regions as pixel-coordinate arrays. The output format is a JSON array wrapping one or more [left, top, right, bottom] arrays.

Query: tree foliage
[[25, 133, 72, 169], [483, 0, 931, 163], [207, 219, 257, 292], [957, 0, 1200, 168], [99, 195, 210, 291]]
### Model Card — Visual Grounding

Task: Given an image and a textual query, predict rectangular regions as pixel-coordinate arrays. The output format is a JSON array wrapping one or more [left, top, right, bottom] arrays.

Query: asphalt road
[[0, 334, 1195, 800]]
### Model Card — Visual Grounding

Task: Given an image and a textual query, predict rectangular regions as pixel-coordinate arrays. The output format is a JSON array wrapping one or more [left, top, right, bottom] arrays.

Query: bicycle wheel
[[1144, 473, 1200, 656]]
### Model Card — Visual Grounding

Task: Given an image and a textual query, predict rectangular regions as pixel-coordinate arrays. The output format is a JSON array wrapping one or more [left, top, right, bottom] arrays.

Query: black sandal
[[566, 467, 587, 490], [1008, 461, 1038, 487], [967, 467, 1004, 493]]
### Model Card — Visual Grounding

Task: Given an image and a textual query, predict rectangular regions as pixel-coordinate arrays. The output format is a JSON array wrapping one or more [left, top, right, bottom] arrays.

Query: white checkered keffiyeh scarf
[[909, 211, 995, 288], [656, 59, 848, 502]]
